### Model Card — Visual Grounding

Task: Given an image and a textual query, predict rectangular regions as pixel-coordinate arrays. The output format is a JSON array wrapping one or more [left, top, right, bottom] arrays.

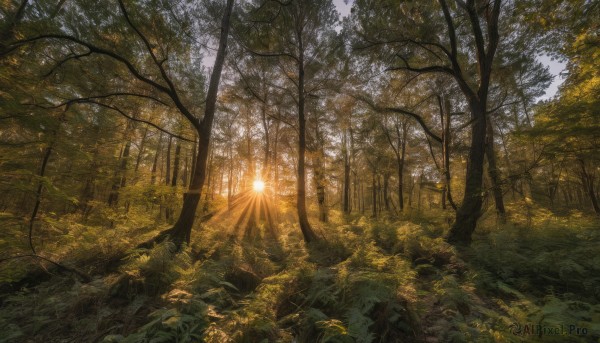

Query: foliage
[[1, 207, 599, 342], [1, 1, 599, 342]]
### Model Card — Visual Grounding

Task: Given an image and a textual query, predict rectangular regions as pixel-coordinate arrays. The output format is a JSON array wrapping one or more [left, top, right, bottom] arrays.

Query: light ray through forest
[[207, 182, 278, 240]]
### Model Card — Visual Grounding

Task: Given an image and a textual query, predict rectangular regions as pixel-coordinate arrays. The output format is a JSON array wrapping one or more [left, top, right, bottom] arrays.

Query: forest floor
[[1, 201, 599, 342]]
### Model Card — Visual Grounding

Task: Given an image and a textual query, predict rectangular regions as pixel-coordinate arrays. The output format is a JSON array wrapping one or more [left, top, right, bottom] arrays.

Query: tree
[[8, 0, 235, 246], [351, 0, 516, 245], [239, 0, 341, 242], [529, 2, 599, 213], [168, 0, 235, 245]]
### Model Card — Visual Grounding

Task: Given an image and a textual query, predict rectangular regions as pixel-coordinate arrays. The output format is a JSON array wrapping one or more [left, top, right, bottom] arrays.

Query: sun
[[252, 180, 265, 193]]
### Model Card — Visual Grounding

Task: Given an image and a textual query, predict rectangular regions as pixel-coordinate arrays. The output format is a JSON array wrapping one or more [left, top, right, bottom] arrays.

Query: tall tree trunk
[[444, 0, 501, 245], [164, 140, 182, 221], [218, 162, 224, 196], [273, 118, 280, 201], [108, 132, 132, 207], [447, 101, 487, 245], [296, 26, 318, 243], [134, 127, 148, 173], [190, 137, 197, 185], [260, 101, 270, 180], [383, 172, 390, 211], [382, 117, 407, 213], [417, 173, 423, 211], [168, 0, 234, 246], [28, 109, 67, 254], [227, 145, 234, 210], [579, 159, 600, 215], [165, 135, 172, 186], [440, 96, 457, 211], [398, 121, 407, 211], [119, 141, 131, 189], [171, 140, 181, 187], [408, 173, 414, 208], [29, 148, 52, 255], [80, 127, 101, 217], [485, 117, 506, 222], [360, 177, 365, 213], [315, 153, 328, 223], [372, 171, 377, 218], [182, 149, 189, 188], [164, 135, 173, 220], [562, 187, 570, 206], [442, 187, 447, 209], [151, 133, 163, 185], [314, 123, 328, 223], [342, 128, 351, 214], [377, 174, 383, 215], [203, 146, 214, 212], [351, 127, 357, 213]]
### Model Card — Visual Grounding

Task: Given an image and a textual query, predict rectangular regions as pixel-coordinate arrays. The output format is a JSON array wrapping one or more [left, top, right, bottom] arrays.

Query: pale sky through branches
[[203, 0, 564, 100], [332, 0, 565, 100]]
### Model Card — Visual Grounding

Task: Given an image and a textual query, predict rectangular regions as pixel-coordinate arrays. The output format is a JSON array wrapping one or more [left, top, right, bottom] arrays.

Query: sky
[[333, 0, 352, 17], [537, 55, 566, 100]]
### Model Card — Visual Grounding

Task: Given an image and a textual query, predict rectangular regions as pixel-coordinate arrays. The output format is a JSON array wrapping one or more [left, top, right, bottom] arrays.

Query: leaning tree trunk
[[447, 101, 487, 245], [168, 0, 234, 246], [443, 0, 501, 246]]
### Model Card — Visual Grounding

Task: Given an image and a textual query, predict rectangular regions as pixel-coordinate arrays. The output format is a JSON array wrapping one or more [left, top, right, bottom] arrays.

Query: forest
[[0, 0, 599, 342]]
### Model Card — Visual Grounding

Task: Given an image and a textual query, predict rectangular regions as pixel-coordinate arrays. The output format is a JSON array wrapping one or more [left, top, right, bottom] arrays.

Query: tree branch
[[15, 34, 172, 93], [388, 54, 454, 76], [42, 49, 93, 77], [117, 0, 200, 132], [39, 99, 195, 142], [350, 93, 442, 143]]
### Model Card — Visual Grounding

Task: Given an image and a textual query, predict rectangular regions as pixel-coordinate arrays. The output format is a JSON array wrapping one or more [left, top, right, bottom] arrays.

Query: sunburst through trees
[[208, 179, 277, 240]]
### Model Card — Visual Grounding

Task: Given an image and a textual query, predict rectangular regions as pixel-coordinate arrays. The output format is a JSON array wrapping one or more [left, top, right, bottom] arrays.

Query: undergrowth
[[0, 207, 598, 342]]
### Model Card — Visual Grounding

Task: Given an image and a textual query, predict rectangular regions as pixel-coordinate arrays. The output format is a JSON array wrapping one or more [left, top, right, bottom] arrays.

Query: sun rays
[[207, 180, 277, 240]]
